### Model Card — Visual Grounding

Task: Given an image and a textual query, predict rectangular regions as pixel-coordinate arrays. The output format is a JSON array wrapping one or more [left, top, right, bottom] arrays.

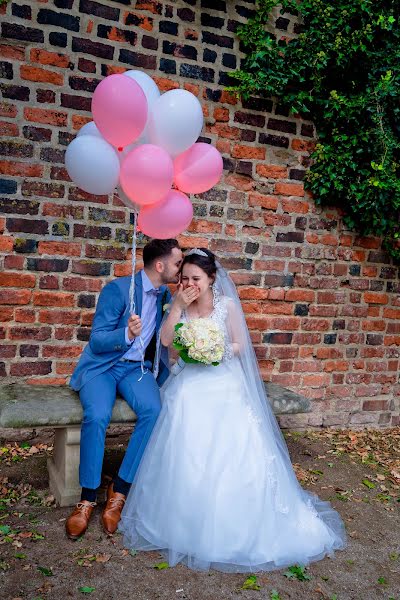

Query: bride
[[119, 248, 346, 572]]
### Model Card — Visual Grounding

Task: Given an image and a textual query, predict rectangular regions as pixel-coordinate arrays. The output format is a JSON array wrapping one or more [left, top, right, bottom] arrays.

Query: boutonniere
[[163, 303, 171, 313]]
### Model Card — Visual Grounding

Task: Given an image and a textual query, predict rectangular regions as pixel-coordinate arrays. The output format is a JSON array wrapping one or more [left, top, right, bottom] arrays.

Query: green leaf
[[174, 322, 184, 332], [241, 574, 261, 590], [362, 478, 376, 489], [15, 553, 26, 559], [377, 576, 387, 585], [284, 564, 312, 581], [270, 591, 281, 600], [37, 566, 53, 576], [78, 587, 96, 594], [389, 552, 399, 561], [154, 561, 169, 570], [0, 525, 11, 535]]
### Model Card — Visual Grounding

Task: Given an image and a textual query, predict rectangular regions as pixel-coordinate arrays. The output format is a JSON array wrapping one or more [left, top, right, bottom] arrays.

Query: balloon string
[[128, 209, 148, 382]]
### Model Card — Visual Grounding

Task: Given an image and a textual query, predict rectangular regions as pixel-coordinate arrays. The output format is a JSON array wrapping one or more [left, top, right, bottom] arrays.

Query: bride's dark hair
[[181, 248, 217, 279]]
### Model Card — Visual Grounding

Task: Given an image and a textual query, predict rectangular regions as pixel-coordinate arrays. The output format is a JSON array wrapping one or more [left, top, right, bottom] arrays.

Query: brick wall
[[0, 0, 399, 429]]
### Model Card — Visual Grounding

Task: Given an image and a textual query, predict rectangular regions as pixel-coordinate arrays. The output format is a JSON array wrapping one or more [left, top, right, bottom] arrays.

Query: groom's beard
[[161, 271, 180, 285]]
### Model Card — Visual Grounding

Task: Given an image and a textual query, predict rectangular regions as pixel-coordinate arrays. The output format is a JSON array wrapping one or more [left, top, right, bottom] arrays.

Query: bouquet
[[173, 318, 225, 366]]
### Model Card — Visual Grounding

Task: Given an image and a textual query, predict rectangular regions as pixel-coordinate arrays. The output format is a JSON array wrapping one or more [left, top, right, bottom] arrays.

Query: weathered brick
[[0, 198, 39, 215], [72, 38, 114, 60], [1, 84, 30, 101], [37, 9, 80, 31], [119, 48, 156, 69], [79, 0, 120, 20], [1, 22, 44, 43], [7, 218, 48, 235], [259, 133, 289, 148]]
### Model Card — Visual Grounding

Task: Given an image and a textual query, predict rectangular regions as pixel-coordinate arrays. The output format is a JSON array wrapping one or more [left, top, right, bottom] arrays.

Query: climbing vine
[[231, 0, 400, 261]]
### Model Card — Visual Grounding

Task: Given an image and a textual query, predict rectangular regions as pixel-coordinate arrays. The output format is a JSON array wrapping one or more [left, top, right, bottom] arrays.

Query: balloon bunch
[[65, 71, 223, 239]]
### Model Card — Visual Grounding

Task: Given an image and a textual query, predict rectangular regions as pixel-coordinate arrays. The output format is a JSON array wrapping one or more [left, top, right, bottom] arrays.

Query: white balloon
[[124, 70, 160, 109], [66, 135, 120, 195], [76, 121, 104, 139], [147, 89, 204, 157]]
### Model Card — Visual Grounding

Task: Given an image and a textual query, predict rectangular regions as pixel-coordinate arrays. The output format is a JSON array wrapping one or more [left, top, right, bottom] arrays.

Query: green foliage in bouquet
[[230, 0, 400, 261]]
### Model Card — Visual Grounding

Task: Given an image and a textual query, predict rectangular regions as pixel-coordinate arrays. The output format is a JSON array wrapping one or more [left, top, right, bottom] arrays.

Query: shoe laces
[[109, 496, 125, 509], [76, 501, 96, 516]]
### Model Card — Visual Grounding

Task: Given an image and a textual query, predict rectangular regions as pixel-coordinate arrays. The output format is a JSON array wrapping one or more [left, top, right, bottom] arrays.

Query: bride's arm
[[160, 284, 199, 347]]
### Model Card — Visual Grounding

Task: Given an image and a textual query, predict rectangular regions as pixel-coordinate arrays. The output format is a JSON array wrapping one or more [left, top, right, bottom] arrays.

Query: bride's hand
[[173, 283, 199, 310]]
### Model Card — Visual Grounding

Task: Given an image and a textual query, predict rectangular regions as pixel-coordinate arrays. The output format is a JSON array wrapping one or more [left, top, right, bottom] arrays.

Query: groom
[[66, 238, 182, 539]]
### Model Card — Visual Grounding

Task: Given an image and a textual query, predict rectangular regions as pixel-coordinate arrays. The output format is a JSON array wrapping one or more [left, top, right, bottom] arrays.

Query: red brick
[[0, 289, 31, 305], [38, 241, 81, 257], [20, 65, 64, 86], [362, 400, 389, 411], [323, 360, 349, 372], [42, 345, 82, 358], [72, 114, 92, 130], [0, 160, 43, 177], [0, 121, 19, 136], [0, 102, 17, 118], [383, 308, 400, 320], [55, 327, 74, 340], [15, 308, 35, 323], [302, 374, 331, 387], [256, 164, 288, 179], [285, 289, 315, 302], [209, 123, 241, 140], [363, 292, 389, 305], [0, 272, 36, 288], [225, 173, 254, 191], [0, 236, 14, 252], [56, 361, 76, 375], [0, 44, 25, 60], [274, 182, 305, 197], [248, 193, 278, 210], [24, 107, 68, 126], [33, 291, 75, 307], [188, 220, 222, 234], [62, 277, 102, 292], [291, 139, 316, 152], [9, 326, 51, 341], [232, 145, 266, 160], [39, 309, 81, 324], [0, 308, 14, 321], [30, 48, 70, 68], [281, 198, 310, 214], [213, 107, 229, 122]]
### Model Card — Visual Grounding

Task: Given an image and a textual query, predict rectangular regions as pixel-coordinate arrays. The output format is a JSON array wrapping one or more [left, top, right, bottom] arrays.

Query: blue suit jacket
[[70, 271, 171, 391]]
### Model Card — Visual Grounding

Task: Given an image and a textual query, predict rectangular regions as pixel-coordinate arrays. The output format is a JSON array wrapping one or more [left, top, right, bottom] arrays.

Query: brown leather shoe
[[65, 501, 96, 540], [101, 483, 126, 535]]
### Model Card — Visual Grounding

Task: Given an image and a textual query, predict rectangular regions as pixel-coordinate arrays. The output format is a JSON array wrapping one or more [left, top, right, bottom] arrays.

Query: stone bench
[[0, 383, 310, 507]]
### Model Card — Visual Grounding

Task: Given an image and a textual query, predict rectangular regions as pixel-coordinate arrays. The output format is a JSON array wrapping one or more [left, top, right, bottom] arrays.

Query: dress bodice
[[182, 296, 233, 362]]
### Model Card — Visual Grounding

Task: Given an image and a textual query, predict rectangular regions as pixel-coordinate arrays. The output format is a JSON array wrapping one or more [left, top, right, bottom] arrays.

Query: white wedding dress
[[119, 292, 346, 572]]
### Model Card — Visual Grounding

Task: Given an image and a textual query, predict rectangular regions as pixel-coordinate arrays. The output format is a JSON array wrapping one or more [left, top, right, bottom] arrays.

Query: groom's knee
[[141, 396, 161, 423], [82, 404, 112, 430]]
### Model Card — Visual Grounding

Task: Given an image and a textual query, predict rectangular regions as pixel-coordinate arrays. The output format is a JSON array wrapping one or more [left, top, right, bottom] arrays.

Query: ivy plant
[[230, 0, 400, 262]]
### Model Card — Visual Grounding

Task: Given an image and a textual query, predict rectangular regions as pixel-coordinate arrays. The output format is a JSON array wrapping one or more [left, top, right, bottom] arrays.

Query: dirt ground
[[0, 429, 399, 600]]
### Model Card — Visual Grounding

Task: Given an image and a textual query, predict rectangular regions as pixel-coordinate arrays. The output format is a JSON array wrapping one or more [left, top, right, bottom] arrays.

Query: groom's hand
[[127, 314, 142, 340]]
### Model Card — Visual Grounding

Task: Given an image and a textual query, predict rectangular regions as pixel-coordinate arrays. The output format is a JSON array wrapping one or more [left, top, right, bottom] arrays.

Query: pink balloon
[[92, 74, 147, 148], [138, 190, 193, 239], [174, 143, 223, 194], [120, 144, 174, 206]]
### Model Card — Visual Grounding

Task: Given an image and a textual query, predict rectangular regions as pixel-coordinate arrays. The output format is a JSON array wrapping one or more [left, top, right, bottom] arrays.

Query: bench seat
[[0, 383, 310, 506]]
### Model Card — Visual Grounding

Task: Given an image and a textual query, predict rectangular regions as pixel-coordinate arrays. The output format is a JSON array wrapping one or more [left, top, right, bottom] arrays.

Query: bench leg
[[47, 426, 81, 507]]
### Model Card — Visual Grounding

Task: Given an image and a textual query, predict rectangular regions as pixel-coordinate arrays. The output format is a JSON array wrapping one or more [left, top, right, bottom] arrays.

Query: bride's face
[[181, 263, 213, 298]]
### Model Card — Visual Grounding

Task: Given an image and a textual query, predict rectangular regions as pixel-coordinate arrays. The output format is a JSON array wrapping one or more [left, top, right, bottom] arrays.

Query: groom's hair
[[143, 239, 180, 267]]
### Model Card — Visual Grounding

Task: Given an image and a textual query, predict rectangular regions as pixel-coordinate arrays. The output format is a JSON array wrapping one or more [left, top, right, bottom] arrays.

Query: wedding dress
[[119, 262, 346, 573]]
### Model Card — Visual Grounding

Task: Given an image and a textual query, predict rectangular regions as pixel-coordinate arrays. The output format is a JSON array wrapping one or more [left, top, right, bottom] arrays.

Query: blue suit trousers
[[79, 360, 161, 489]]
